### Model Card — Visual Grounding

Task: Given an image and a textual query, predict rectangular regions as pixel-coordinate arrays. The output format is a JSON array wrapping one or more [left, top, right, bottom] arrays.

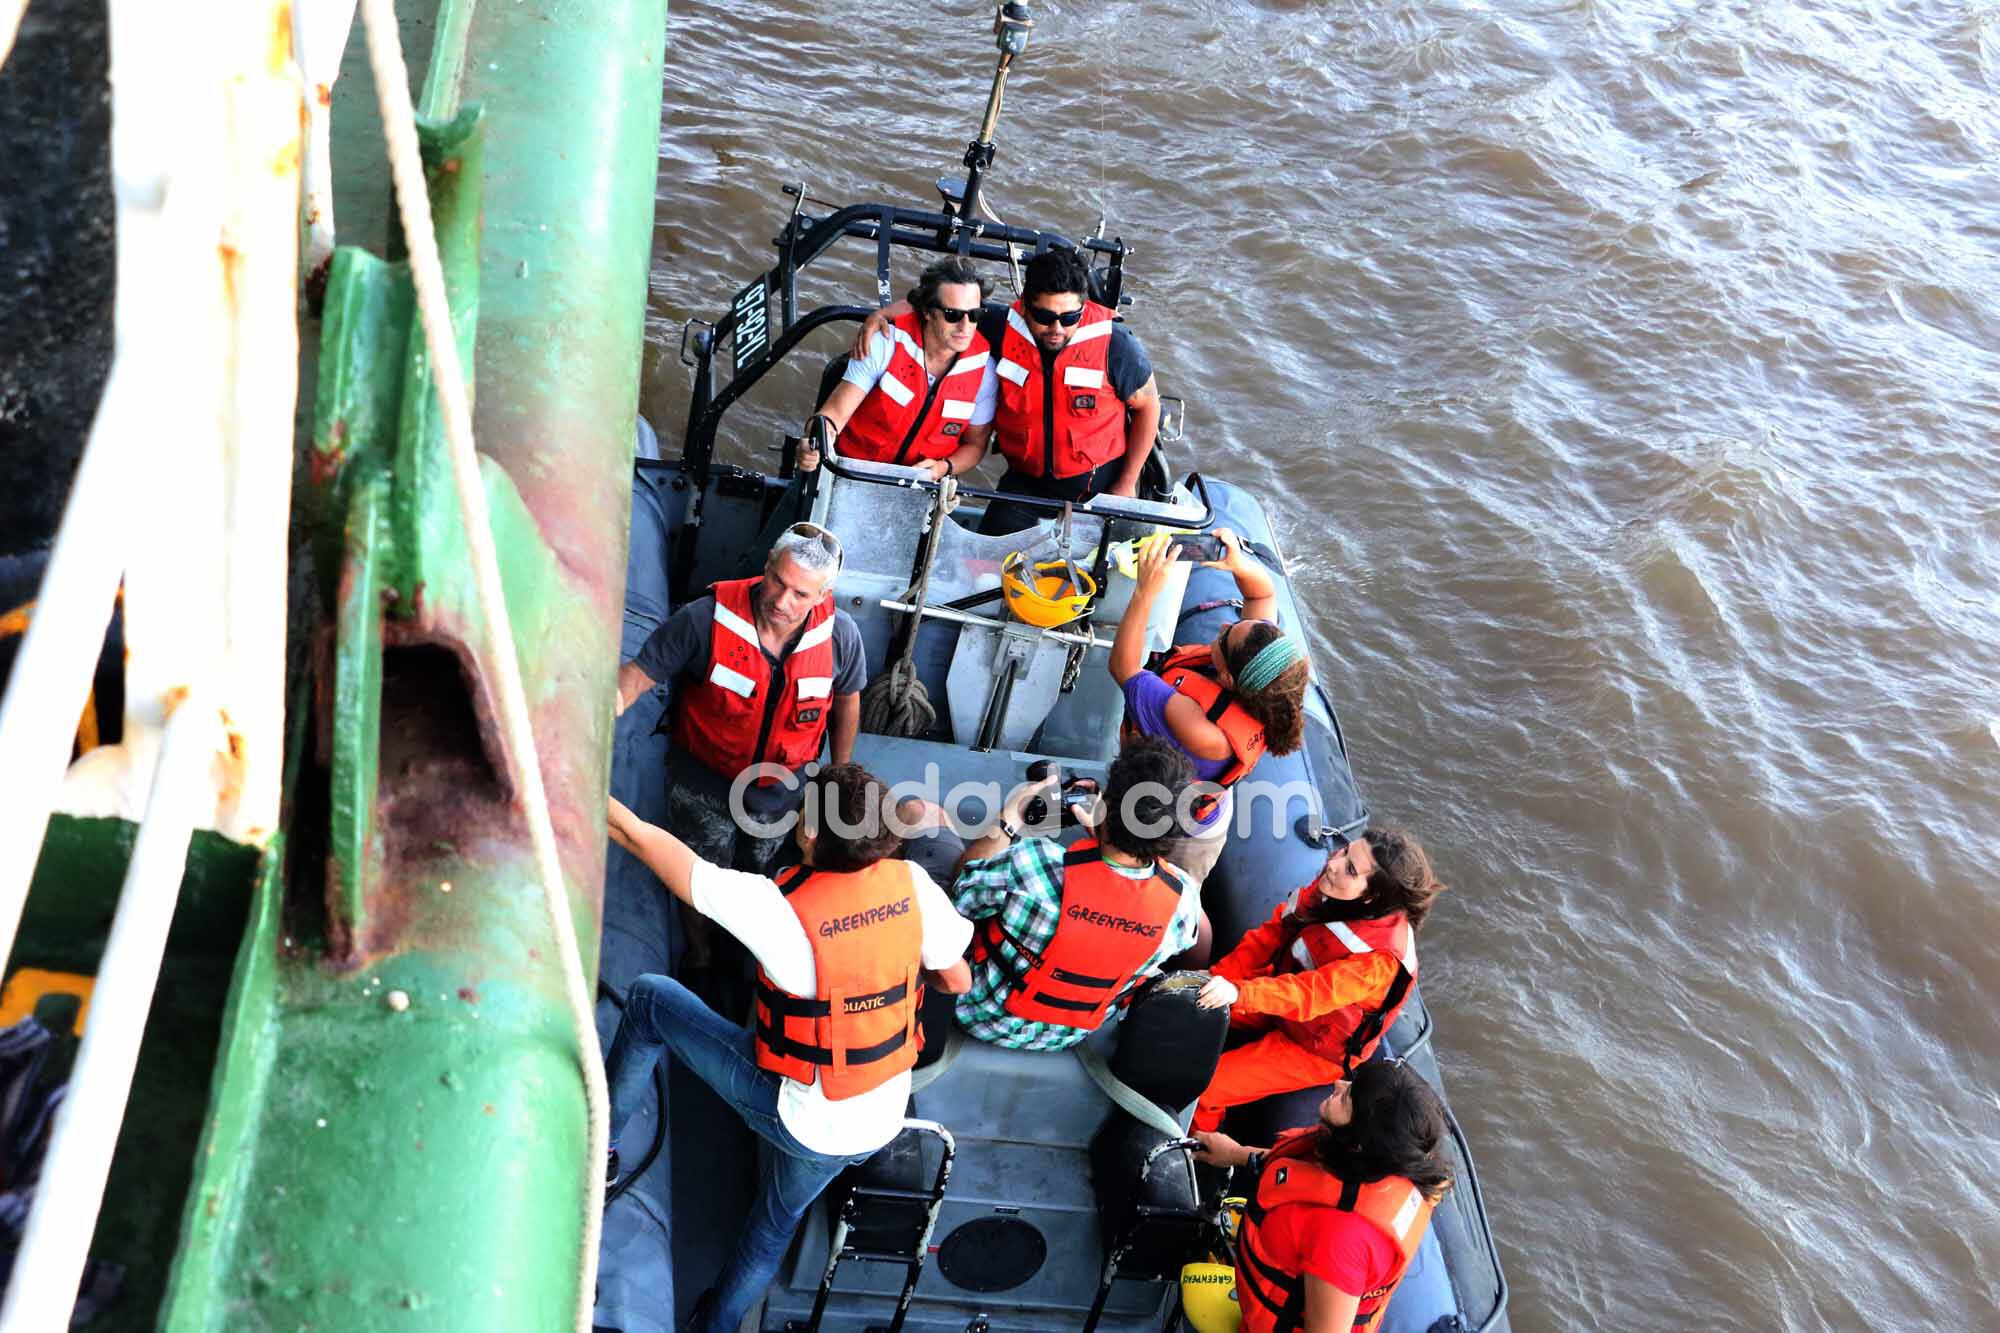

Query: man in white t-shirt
[[605, 764, 973, 1333]]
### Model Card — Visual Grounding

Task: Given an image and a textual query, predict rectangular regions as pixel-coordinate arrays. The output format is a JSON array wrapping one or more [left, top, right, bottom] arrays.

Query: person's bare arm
[[797, 378, 870, 474], [1164, 692, 1233, 761], [851, 299, 913, 359], [1108, 375, 1161, 497], [818, 379, 868, 435], [1204, 527, 1279, 624], [930, 423, 990, 481], [616, 660, 658, 717], [829, 691, 860, 765], [1108, 533, 1173, 684], [606, 796, 696, 905], [925, 959, 973, 994], [953, 774, 1057, 873], [1302, 1275, 1361, 1332]]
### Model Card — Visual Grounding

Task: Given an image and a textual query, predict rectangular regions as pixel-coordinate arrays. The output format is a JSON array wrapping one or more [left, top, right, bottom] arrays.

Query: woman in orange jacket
[[1192, 828, 1446, 1133]]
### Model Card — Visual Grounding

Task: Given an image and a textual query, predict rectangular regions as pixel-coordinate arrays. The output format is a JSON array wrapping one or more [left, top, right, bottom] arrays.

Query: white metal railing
[[0, 0, 27, 72], [0, 0, 303, 1323]]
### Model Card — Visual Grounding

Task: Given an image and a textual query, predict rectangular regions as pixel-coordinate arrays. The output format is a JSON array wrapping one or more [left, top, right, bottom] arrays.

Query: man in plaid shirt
[[950, 737, 1212, 1051]]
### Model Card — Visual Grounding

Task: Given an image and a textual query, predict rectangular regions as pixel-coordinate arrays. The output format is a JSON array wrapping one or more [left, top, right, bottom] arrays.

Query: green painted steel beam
[[330, 471, 388, 946], [157, 1, 670, 1326]]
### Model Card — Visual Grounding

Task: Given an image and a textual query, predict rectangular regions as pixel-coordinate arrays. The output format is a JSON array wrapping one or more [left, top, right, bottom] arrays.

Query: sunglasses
[[785, 521, 842, 561], [1025, 304, 1085, 327], [932, 305, 981, 324]]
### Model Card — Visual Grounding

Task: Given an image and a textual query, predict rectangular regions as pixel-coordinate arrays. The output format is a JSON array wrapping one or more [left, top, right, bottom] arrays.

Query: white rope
[[356, 3, 609, 1328]]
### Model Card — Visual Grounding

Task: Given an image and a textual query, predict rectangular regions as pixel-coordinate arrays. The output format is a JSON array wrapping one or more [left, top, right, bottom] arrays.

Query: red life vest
[[839, 310, 992, 465], [992, 299, 1128, 480], [1123, 643, 1268, 823], [1274, 901, 1417, 1072], [753, 860, 923, 1100], [671, 577, 837, 786], [977, 840, 1186, 1028], [1234, 1128, 1434, 1332]]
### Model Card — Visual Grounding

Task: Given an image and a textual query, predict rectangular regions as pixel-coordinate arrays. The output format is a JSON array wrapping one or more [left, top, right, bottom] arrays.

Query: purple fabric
[[1122, 670, 1232, 821]]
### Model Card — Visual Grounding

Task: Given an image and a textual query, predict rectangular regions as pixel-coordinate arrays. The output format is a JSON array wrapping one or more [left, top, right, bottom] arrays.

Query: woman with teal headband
[[1109, 529, 1312, 884]]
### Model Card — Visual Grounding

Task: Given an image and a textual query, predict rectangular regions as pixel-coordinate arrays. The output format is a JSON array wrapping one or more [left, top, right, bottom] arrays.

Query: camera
[[1021, 760, 1098, 828]]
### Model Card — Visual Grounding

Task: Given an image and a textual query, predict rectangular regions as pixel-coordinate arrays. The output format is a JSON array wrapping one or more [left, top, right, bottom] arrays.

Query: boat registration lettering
[[730, 275, 770, 373]]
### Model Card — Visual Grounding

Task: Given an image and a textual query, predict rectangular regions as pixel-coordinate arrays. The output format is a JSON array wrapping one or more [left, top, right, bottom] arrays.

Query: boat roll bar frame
[[675, 0, 1161, 512]]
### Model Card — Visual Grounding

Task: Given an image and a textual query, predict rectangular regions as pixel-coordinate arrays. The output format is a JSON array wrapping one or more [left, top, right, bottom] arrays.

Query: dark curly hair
[[1314, 1060, 1453, 1203], [906, 256, 992, 314], [1100, 735, 1194, 863], [803, 764, 902, 873], [1021, 246, 1093, 302], [1220, 620, 1309, 756]]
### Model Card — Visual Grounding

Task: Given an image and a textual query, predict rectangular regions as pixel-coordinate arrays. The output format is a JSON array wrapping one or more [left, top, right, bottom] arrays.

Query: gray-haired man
[[617, 524, 866, 905]]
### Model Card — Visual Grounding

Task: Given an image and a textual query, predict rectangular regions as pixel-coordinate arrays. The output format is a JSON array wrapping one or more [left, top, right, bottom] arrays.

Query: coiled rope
[[357, 2, 609, 1328]]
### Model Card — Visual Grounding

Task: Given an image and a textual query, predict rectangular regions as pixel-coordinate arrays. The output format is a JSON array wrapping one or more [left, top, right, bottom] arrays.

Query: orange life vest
[[992, 299, 1127, 480], [752, 860, 923, 1100], [1235, 1128, 1434, 1332], [1275, 903, 1417, 1072], [671, 577, 837, 786], [839, 310, 992, 465], [977, 840, 1186, 1028], [1124, 643, 1267, 823]]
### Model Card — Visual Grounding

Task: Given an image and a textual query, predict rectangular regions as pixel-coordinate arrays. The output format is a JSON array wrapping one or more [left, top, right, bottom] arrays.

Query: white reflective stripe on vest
[[1063, 365, 1105, 389], [795, 616, 837, 652], [997, 358, 1030, 386], [1006, 307, 1036, 342], [708, 662, 756, 698], [940, 399, 976, 421], [712, 601, 760, 648], [1388, 1184, 1423, 1240], [796, 676, 833, 700], [949, 349, 990, 374], [1288, 937, 1316, 971], [1325, 919, 1373, 953], [877, 373, 915, 407], [1067, 319, 1114, 346], [892, 327, 927, 362]]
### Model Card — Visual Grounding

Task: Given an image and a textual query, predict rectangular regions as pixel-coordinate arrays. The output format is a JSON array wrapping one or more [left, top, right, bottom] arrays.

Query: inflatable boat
[[596, 10, 1510, 1332]]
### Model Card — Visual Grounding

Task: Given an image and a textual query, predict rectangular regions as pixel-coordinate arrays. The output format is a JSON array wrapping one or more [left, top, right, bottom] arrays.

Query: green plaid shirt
[[950, 837, 1202, 1051]]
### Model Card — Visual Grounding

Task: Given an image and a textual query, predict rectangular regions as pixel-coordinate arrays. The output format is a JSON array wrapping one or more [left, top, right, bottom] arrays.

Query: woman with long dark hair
[[1195, 1061, 1453, 1332], [1108, 531, 1311, 883], [1190, 828, 1445, 1133]]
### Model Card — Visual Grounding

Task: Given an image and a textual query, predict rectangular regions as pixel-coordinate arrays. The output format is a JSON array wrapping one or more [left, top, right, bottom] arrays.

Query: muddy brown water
[[638, 3, 2000, 1328]]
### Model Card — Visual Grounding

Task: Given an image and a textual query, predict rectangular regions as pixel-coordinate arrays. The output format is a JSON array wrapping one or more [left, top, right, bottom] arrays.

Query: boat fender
[[1179, 1261, 1243, 1333]]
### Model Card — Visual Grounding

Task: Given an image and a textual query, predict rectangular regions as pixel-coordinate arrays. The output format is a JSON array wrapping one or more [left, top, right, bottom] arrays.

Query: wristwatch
[[998, 816, 1021, 840]]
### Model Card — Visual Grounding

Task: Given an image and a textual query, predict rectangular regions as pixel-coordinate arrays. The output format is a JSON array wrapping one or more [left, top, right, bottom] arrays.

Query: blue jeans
[[607, 973, 877, 1333]]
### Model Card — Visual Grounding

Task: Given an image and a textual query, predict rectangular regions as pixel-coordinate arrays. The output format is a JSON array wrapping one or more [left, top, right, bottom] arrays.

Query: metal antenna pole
[[959, 1, 1032, 223]]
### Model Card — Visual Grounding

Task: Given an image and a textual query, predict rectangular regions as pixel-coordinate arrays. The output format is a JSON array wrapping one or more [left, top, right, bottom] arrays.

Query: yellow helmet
[[1000, 550, 1097, 628], [1178, 1261, 1243, 1333]]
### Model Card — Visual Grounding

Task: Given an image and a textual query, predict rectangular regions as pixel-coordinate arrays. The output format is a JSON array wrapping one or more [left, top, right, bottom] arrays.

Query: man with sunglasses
[[615, 525, 867, 965], [801, 257, 997, 482], [855, 247, 1163, 533]]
